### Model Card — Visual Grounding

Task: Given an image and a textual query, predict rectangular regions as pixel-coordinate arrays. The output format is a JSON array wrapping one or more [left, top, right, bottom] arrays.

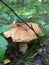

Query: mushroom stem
[[19, 43, 28, 54]]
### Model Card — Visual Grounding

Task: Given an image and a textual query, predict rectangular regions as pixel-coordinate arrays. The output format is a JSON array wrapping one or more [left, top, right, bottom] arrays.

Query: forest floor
[[0, 14, 49, 65]]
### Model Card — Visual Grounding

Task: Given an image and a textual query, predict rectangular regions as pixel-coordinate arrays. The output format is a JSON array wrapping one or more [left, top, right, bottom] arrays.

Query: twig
[[0, 0, 37, 36]]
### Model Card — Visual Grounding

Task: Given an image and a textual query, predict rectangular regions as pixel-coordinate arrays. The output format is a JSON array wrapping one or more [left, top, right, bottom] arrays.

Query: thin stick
[[0, 0, 37, 36]]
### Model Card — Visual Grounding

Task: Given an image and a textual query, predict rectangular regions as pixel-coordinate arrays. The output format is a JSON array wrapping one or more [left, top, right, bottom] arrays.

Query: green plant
[[0, 24, 12, 62], [0, 36, 8, 62]]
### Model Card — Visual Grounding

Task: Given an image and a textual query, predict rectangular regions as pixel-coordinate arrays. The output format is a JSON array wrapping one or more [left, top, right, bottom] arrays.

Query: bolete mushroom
[[3, 23, 41, 53]]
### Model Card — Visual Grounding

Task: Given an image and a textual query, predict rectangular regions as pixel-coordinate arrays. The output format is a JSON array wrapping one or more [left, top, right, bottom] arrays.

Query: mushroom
[[3, 23, 41, 53]]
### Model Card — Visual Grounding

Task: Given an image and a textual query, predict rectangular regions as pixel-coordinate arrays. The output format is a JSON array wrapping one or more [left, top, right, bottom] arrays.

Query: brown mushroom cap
[[3, 23, 41, 42]]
